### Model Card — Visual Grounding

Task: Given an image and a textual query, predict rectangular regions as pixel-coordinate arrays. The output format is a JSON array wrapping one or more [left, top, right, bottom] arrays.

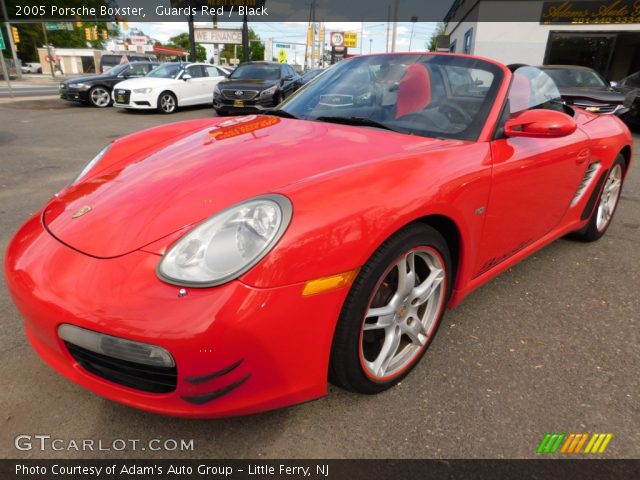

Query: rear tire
[[157, 91, 177, 114], [572, 155, 625, 242], [329, 224, 452, 394]]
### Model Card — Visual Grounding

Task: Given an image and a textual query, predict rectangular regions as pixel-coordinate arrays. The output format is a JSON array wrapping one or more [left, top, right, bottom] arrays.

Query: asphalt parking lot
[[0, 99, 638, 460]]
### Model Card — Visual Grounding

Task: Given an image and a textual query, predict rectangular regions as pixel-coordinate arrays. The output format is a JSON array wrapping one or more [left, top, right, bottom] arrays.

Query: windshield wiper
[[262, 109, 298, 119], [314, 116, 398, 132]]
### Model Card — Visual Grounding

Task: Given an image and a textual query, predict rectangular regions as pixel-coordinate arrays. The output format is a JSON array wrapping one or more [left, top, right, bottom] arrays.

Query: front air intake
[[570, 161, 601, 208]]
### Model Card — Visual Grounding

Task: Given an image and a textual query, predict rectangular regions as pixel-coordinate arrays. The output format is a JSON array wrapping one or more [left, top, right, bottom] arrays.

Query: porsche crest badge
[[71, 205, 92, 219]]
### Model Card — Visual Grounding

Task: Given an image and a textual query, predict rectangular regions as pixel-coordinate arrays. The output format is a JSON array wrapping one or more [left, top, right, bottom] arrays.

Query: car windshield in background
[[280, 54, 503, 141], [148, 63, 182, 78], [230, 65, 281, 80], [107, 64, 129, 76], [542, 68, 607, 88]]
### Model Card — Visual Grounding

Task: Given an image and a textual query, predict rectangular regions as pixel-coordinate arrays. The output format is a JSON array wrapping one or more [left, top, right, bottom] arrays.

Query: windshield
[[508, 66, 565, 115], [148, 63, 182, 79], [542, 68, 607, 88], [279, 54, 503, 141], [107, 64, 129, 76], [230, 65, 281, 80]]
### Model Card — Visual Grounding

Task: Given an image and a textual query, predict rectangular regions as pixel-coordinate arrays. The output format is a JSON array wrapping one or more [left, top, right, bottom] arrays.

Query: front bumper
[[5, 213, 347, 417], [60, 87, 90, 103], [112, 89, 156, 109]]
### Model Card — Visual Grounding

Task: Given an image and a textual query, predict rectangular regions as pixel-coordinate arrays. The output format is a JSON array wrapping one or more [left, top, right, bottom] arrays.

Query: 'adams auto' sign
[[541, 0, 640, 24]]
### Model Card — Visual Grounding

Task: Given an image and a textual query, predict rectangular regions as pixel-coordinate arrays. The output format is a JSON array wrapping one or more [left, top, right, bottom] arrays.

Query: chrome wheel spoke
[[397, 252, 416, 296], [369, 326, 401, 377], [596, 165, 622, 231], [410, 268, 444, 306], [404, 318, 427, 346]]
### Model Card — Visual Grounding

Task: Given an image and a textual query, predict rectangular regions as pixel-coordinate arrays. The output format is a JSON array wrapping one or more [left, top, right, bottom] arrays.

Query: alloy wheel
[[160, 94, 176, 113], [359, 247, 446, 380], [596, 164, 623, 232], [90, 87, 110, 107]]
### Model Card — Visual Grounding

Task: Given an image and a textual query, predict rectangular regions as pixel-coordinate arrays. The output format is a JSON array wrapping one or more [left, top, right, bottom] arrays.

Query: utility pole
[[41, 23, 55, 79], [0, 0, 21, 79], [242, 13, 249, 63], [360, 22, 364, 55], [369, 38, 373, 54], [309, 1, 316, 69], [385, 5, 391, 53], [409, 16, 417, 52], [188, 14, 196, 62], [212, 12, 218, 64], [391, 0, 399, 53]]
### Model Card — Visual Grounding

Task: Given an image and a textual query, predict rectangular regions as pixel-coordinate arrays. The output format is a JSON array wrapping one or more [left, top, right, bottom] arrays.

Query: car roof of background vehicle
[[540, 65, 596, 71]]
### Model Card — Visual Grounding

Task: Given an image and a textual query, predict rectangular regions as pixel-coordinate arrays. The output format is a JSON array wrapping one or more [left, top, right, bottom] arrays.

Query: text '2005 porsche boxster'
[[5, 53, 632, 417]]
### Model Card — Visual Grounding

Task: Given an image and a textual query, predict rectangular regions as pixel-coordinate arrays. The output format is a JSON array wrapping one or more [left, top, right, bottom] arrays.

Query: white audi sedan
[[112, 62, 228, 114]]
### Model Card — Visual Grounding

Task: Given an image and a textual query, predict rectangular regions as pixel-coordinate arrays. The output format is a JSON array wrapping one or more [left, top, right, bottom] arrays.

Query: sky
[[128, 21, 438, 65]]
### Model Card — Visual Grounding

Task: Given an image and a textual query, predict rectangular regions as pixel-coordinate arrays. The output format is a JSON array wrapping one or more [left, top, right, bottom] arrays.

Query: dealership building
[[444, 0, 640, 80]]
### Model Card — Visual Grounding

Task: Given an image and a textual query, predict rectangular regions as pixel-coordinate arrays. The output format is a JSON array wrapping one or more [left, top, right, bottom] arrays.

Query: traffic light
[[102, 30, 107, 41], [75, 21, 83, 28], [85, 28, 91, 41], [12, 26, 19, 44], [92, 27, 98, 41]]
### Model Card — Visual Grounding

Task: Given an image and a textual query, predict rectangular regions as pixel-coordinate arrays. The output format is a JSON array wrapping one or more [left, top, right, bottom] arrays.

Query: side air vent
[[570, 161, 601, 208]]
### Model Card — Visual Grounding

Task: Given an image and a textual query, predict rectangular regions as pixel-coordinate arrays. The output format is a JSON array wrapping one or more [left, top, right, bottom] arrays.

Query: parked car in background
[[213, 62, 303, 115], [100, 53, 157, 74], [21, 62, 42, 74], [59, 62, 159, 108], [301, 68, 324, 85], [613, 71, 640, 128], [539, 65, 627, 115], [113, 62, 228, 114]]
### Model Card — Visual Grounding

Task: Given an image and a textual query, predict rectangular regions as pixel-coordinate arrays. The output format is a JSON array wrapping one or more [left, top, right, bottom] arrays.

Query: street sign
[[194, 28, 242, 44], [45, 22, 73, 32], [230, 58, 239, 65], [344, 32, 358, 48], [330, 32, 344, 47], [278, 49, 287, 63], [275, 43, 290, 49]]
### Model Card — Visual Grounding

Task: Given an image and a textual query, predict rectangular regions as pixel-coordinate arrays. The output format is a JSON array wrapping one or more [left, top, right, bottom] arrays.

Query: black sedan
[[539, 65, 627, 115], [213, 62, 302, 115], [59, 62, 158, 108]]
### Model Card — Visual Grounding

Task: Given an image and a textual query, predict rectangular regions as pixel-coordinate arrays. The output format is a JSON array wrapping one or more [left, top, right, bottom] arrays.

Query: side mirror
[[182, 74, 192, 81], [284, 75, 293, 81], [504, 109, 577, 138]]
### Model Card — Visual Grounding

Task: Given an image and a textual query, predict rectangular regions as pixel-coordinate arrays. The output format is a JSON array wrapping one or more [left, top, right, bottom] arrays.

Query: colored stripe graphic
[[540, 433, 613, 454], [537, 433, 566, 454]]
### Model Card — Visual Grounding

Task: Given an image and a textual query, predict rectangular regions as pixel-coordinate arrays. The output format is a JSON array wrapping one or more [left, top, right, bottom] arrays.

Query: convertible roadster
[[5, 53, 632, 417]]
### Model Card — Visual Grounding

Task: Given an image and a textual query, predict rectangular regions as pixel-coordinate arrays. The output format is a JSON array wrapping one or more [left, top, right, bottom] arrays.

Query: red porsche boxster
[[5, 53, 632, 417]]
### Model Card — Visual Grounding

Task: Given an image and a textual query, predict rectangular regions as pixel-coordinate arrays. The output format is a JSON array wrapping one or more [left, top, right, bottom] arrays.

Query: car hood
[[63, 73, 113, 85], [558, 86, 625, 103], [43, 116, 453, 258], [113, 77, 176, 89], [218, 78, 279, 91]]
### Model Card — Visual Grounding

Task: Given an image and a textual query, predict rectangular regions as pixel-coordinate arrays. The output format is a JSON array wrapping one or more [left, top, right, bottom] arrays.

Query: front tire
[[329, 224, 452, 394], [572, 155, 625, 242], [157, 91, 177, 114], [89, 86, 111, 108]]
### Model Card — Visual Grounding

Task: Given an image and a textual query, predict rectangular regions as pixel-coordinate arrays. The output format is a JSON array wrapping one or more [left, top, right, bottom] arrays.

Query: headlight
[[133, 87, 153, 94], [157, 194, 293, 287], [72, 83, 91, 90], [72, 144, 110, 185], [214, 84, 221, 95], [260, 84, 278, 96]]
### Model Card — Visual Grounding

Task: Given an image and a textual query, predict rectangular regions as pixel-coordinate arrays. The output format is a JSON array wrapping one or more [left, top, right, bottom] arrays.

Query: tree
[[219, 29, 264, 64], [167, 33, 206, 62], [427, 23, 446, 52]]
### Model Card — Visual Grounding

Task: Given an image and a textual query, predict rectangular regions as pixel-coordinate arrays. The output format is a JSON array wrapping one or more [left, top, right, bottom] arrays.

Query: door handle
[[576, 149, 590, 165]]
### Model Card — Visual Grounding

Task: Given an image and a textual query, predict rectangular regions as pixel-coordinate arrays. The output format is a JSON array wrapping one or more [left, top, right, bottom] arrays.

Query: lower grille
[[65, 342, 177, 393], [114, 89, 131, 105]]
